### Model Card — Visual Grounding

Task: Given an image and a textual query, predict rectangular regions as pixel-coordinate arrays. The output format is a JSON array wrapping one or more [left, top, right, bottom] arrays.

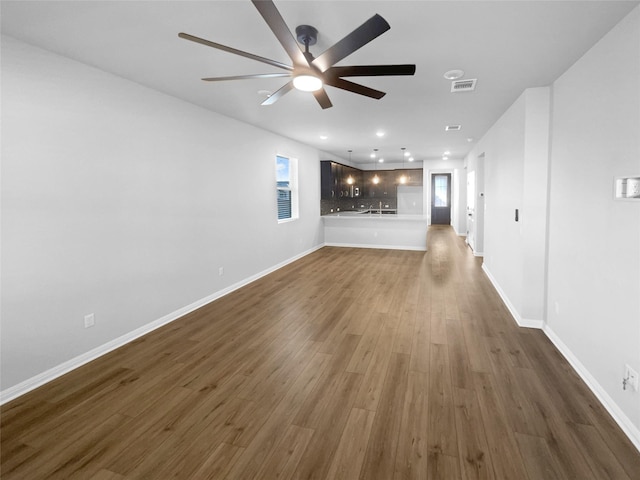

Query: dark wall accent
[[320, 161, 422, 215]]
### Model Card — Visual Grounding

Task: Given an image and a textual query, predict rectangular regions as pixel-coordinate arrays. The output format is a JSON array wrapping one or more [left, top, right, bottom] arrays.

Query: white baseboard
[[453, 225, 466, 237], [480, 264, 639, 453], [324, 242, 427, 252], [0, 244, 324, 405], [544, 326, 640, 453], [464, 239, 483, 257], [481, 264, 544, 329]]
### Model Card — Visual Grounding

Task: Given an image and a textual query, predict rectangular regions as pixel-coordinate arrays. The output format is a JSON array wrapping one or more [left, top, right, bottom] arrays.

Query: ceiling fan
[[178, 0, 416, 109]]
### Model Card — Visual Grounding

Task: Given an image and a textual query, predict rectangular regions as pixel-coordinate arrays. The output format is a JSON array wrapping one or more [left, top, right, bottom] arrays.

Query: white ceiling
[[2, 0, 638, 166]]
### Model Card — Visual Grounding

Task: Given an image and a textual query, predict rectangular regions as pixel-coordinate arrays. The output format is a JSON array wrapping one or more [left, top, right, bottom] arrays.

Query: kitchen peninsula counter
[[322, 212, 428, 251]]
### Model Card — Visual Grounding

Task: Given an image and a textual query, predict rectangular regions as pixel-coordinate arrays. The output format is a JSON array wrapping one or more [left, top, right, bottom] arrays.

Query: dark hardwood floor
[[2, 225, 639, 479]]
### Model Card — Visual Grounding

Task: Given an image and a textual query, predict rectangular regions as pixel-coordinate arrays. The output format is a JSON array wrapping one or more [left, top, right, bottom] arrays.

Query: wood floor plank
[[353, 322, 396, 411], [427, 453, 462, 480], [410, 281, 431, 373], [568, 422, 633, 480], [472, 372, 530, 480], [427, 343, 458, 459], [514, 367, 598, 479], [346, 313, 386, 374], [452, 387, 494, 480], [253, 425, 315, 480], [325, 407, 376, 480], [223, 351, 331, 480], [429, 289, 447, 345], [393, 371, 429, 480], [515, 432, 565, 480], [393, 300, 418, 355], [359, 352, 410, 480], [290, 372, 364, 480], [293, 334, 361, 429], [88, 469, 124, 480], [191, 442, 245, 480], [2, 226, 638, 480], [446, 321, 474, 390]]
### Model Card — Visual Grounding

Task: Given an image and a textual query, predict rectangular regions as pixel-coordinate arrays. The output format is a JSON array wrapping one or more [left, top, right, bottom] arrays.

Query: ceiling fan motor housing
[[296, 25, 318, 47]]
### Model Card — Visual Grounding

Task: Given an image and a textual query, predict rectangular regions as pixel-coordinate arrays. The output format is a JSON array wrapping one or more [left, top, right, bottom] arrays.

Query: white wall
[[1, 36, 326, 394], [546, 6, 640, 438], [465, 87, 551, 327]]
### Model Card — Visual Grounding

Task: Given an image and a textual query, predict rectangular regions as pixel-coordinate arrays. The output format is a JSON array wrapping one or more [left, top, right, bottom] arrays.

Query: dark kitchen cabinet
[[321, 161, 362, 201], [321, 161, 333, 199]]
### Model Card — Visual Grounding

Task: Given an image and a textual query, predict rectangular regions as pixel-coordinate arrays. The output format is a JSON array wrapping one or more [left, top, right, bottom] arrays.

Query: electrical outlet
[[84, 313, 95, 328], [624, 364, 638, 391], [627, 178, 640, 197]]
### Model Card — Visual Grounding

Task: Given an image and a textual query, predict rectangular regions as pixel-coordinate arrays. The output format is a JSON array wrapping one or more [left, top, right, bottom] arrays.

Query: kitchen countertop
[[322, 210, 427, 220]]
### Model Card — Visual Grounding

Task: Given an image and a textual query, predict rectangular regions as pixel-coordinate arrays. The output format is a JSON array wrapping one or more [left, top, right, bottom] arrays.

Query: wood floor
[[2, 225, 639, 479]]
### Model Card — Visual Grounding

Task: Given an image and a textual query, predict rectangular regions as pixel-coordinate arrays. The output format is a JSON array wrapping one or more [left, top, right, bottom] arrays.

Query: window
[[434, 174, 449, 207], [276, 155, 298, 222]]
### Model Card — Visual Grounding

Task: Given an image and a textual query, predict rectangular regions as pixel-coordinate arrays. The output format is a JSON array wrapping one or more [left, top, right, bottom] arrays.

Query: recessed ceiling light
[[408, 157, 414, 162], [467, 137, 474, 142], [370, 153, 376, 158], [444, 151, 451, 155], [444, 69, 464, 80], [376, 131, 385, 137], [443, 156, 449, 160], [319, 135, 328, 140], [445, 125, 462, 131], [257, 89, 272, 97], [404, 151, 410, 157], [379, 158, 384, 163]]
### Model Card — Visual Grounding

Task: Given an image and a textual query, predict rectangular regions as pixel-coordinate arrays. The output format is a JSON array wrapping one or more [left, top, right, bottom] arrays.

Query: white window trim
[[276, 155, 299, 223]]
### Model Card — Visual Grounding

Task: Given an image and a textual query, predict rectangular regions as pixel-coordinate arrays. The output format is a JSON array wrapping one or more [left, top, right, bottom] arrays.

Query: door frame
[[431, 173, 452, 225], [425, 167, 456, 226]]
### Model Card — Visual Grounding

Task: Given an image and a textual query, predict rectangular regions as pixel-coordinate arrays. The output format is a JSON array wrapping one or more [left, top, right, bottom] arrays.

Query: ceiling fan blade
[[251, 0, 308, 67], [324, 77, 386, 99], [202, 73, 291, 82], [312, 14, 390, 73], [179, 32, 293, 71], [313, 88, 333, 109], [326, 64, 416, 78], [261, 81, 294, 105]]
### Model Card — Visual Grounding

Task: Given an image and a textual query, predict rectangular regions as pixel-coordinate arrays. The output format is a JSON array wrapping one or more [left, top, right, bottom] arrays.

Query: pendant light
[[372, 149, 380, 184], [346, 150, 354, 185], [399, 147, 408, 184]]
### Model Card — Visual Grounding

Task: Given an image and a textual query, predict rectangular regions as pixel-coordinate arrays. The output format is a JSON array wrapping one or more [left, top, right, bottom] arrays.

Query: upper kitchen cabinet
[[320, 161, 334, 200], [320, 161, 362, 200]]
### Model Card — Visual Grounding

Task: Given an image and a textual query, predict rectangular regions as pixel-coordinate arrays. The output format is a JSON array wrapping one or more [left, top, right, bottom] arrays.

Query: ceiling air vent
[[451, 78, 477, 92], [445, 125, 461, 131]]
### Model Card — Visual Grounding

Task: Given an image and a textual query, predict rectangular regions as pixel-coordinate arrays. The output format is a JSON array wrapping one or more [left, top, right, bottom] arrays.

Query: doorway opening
[[431, 173, 452, 224]]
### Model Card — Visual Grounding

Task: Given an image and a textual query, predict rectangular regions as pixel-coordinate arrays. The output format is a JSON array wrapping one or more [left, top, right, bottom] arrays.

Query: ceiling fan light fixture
[[293, 74, 323, 92]]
